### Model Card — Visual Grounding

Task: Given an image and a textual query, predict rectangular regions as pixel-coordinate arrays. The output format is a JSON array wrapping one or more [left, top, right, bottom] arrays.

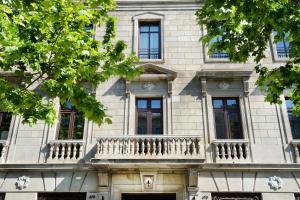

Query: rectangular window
[[0, 112, 12, 140], [136, 98, 163, 135], [211, 193, 262, 200], [57, 101, 84, 140], [213, 97, 243, 139], [38, 193, 86, 200], [274, 32, 289, 58], [285, 98, 300, 139], [209, 36, 229, 59], [295, 193, 300, 200], [138, 21, 161, 59]]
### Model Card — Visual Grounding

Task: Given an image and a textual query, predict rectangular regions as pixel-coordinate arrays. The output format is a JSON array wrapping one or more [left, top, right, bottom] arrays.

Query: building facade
[[0, 0, 299, 200]]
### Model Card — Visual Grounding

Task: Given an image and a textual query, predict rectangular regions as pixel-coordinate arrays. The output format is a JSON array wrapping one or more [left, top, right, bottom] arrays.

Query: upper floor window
[[0, 112, 12, 140], [285, 98, 300, 139], [274, 32, 289, 58], [213, 97, 243, 139], [138, 21, 161, 59], [209, 36, 229, 59], [136, 98, 163, 135], [57, 101, 84, 140], [295, 193, 300, 200]]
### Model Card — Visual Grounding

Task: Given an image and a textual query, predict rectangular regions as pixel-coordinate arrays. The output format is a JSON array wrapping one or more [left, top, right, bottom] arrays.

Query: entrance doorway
[[122, 193, 176, 200], [38, 193, 86, 200]]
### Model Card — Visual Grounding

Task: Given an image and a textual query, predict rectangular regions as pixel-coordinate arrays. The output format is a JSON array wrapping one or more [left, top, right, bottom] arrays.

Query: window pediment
[[134, 63, 177, 81]]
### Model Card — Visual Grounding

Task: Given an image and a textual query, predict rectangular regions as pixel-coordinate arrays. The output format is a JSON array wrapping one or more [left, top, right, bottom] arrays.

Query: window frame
[[56, 102, 85, 140], [132, 12, 165, 63], [135, 98, 163, 135], [0, 112, 13, 140], [270, 32, 290, 62], [138, 21, 161, 60], [285, 97, 300, 139], [212, 97, 244, 139]]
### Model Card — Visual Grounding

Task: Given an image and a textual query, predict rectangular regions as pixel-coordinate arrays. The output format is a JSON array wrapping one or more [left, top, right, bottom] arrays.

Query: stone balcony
[[92, 135, 203, 165], [46, 140, 84, 163], [212, 139, 250, 163], [291, 140, 300, 163], [0, 140, 8, 163]]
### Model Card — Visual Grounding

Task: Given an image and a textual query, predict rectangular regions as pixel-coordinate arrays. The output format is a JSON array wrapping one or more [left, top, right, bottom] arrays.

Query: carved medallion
[[16, 176, 30, 190], [143, 175, 154, 190], [268, 176, 282, 190], [143, 82, 155, 91], [218, 81, 230, 90]]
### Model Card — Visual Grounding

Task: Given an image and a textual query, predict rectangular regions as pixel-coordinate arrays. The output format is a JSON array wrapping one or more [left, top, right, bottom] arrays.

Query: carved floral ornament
[[268, 176, 283, 191], [143, 82, 156, 91], [217, 81, 230, 90], [16, 176, 30, 190]]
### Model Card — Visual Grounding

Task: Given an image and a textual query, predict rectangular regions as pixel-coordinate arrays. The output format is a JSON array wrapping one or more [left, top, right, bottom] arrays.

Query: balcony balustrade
[[0, 140, 8, 163], [212, 139, 250, 163], [291, 140, 300, 163], [47, 140, 84, 163], [94, 135, 202, 163]]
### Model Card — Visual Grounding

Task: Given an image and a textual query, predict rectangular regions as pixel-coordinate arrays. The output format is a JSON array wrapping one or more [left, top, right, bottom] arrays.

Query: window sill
[[204, 57, 231, 63], [138, 59, 164, 64]]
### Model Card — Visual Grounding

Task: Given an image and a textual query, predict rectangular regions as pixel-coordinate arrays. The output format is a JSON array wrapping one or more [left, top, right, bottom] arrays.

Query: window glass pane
[[137, 112, 147, 135], [213, 99, 223, 109], [140, 33, 149, 49], [214, 112, 226, 139], [228, 112, 243, 139], [140, 25, 149, 32], [285, 99, 293, 109], [62, 101, 72, 110], [152, 113, 162, 135], [150, 33, 159, 49], [0, 112, 12, 140], [150, 25, 159, 32], [151, 100, 161, 109], [227, 99, 237, 108], [58, 113, 71, 139], [73, 112, 84, 139], [137, 100, 147, 109]]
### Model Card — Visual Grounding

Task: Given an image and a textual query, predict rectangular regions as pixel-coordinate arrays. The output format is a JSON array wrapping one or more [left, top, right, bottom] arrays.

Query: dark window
[[0, 112, 12, 140], [295, 193, 300, 200], [209, 36, 229, 59], [274, 32, 289, 58], [0, 193, 4, 200], [57, 101, 84, 140], [122, 193, 176, 200], [213, 98, 243, 139], [212, 193, 262, 200], [136, 98, 163, 135], [285, 98, 300, 139], [38, 193, 86, 200], [139, 21, 161, 59]]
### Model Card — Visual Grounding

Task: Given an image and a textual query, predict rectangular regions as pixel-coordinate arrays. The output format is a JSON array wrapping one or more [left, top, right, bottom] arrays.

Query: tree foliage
[[0, 0, 140, 125], [196, 0, 300, 114]]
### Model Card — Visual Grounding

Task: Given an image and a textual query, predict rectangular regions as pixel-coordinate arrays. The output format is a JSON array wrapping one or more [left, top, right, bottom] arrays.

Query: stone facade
[[0, 0, 299, 200]]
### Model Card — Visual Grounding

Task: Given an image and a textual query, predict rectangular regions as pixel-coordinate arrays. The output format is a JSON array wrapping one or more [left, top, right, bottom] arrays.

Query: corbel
[[125, 80, 131, 96], [243, 77, 250, 97], [167, 80, 173, 96], [200, 78, 207, 97]]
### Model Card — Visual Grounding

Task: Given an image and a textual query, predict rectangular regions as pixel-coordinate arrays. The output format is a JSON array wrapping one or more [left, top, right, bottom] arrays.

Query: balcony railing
[[0, 140, 8, 163], [212, 139, 250, 163], [94, 135, 202, 162], [47, 140, 84, 163], [291, 140, 300, 163]]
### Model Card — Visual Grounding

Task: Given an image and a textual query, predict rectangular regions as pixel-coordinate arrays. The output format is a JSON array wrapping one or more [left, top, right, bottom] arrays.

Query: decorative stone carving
[[201, 78, 207, 97], [15, 176, 30, 190], [143, 82, 155, 90], [143, 175, 154, 189], [268, 176, 283, 190], [218, 81, 230, 90]]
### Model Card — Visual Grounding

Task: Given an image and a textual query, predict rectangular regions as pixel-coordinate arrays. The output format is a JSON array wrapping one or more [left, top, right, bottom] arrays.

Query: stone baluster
[[191, 139, 195, 155], [61, 143, 66, 160], [152, 139, 156, 156], [49, 144, 54, 159], [103, 139, 108, 155], [66, 143, 71, 159], [146, 139, 150, 155], [1, 144, 7, 163], [130, 138, 134, 155], [231, 143, 236, 160], [72, 144, 77, 160], [171, 138, 176, 155], [197, 139, 201, 155], [221, 144, 225, 159], [244, 143, 248, 159], [158, 139, 162, 156], [79, 143, 84, 159], [141, 139, 145, 156], [238, 143, 243, 159], [163, 139, 167, 155], [54, 143, 59, 159], [136, 139, 140, 155]]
